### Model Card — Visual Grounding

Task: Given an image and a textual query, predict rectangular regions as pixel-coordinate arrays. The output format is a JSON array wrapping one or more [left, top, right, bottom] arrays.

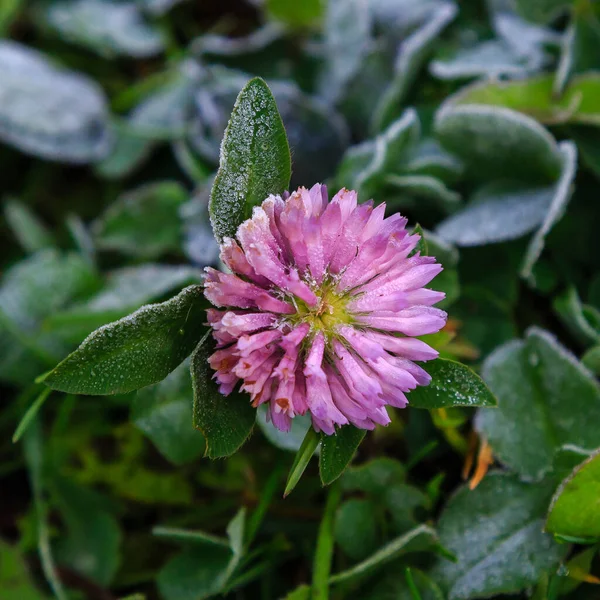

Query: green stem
[[312, 483, 342, 600]]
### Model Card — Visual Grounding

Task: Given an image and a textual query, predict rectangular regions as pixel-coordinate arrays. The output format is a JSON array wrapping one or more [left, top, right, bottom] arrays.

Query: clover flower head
[[204, 184, 447, 434]]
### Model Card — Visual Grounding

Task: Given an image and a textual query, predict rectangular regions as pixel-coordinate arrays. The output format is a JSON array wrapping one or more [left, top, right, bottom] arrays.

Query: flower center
[[293, 285, 353, 334]]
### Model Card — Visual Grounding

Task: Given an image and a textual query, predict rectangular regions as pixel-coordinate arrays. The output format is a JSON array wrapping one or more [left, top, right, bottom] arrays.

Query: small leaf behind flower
[[191, 335, 256, 459], [209, 77, 291, 244], [408, 358, 498, 409], [320, 426, 367, 485]]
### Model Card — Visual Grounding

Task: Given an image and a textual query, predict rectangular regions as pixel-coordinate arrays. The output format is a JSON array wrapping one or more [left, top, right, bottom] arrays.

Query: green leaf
[[407, 358, 498, 409], [431, 472, 567, 600], [155, 509, 246, 599], [330, 524, 438, 586], [0, 539, 48, 600], [51, 476, 122, 586], [354, 109, 420, 199], [435, 104, 562, 184], [431, 40, 532, 81], [319, 0, 371, 103], [13, 387, 51, 443], [411, 224, 428, 257], [436, 182, 555, 247], [320, 426, 366, 485], [283, 585, 311, 600], [22, 419, 68, 600], [334, 498, 378, 561], [340, 457, 406, 494], [372, 4, 457, 132], [582, 345, 600, 375], [153, 526, 229, 548], [266, 0, 323, 27], [46, 265, 203, 341], [476, 327, 600, 480], [445, 73, 600, 127], [191, 335, 256, 459], [43, 285, 207, 395], [93, 182, 188, 259], [0, 250, 99, 384], [553, 286, 600, 346], [386, 174, 461, 210], [43, 0, 164, 58], [131, 362, 205, 465], [209, 77, 291, 244], [157, 545, 233, 600], [284, 427, 321, 496], [514, 0, 572, 24], [546, 448, 600, 541], [0, 41, 111, 163], [4, 198, 55, 253], [521, 141, 577, 283]]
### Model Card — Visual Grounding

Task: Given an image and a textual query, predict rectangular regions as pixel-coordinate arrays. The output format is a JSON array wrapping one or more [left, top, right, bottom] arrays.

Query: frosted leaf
[[43, 285, 207, 395], [435, 183, 554, 246], [435, 104, 562, 183], [209, 77, 291, 244], [43, 0, 164, 58], [475, 327, 600, 480], [432, 472, 567, 599], [0, 41, 111, 163]]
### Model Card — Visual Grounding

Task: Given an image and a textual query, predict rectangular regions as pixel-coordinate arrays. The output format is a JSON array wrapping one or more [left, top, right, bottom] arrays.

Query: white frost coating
[[521, 141, 577, 282], [526, 326, 600, 386], [355, 109, 420, 197], [432, 472, 565, 600], [44, 285, 204, 395], [320, 0, 372, 103], [0, 40, 111, 162], [434, 103, 563, 183], [475, 328, 600, 481], [435, 185, 553, 246], [431, 39, 529, 80], [81, 265, 203, 312], [387, 174, 461, 208], [372, 2, 456, 131], [45, 0, 164, 58], [209, 78, 290, 244]]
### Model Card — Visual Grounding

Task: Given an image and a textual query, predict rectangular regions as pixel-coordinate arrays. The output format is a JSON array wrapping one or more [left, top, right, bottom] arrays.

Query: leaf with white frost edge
[[43, 285, 207, 395], [521, 141, 577, 283], [209, 77, 291, 244], [0, 41, 112, 163], [475, 327, 600, 481], [435, 183, 554, 247], [435, 104, 562, 183], [431, 471, 567, 600], [372, 3, 457, 132]]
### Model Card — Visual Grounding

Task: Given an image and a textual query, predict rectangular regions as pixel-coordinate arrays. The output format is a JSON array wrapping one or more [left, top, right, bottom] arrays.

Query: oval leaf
[[408, 358, 498, 409], [0, 41, 111, 163], [431, 472, 566, 600], [191, 336, 255, 459], [209, 77, 291, 244], [476, 327, 600, 480], [320, 425, 367, 485], [546, 448, 600, 541], [43, 285, 207, 395], [435, 104, 562, 184]]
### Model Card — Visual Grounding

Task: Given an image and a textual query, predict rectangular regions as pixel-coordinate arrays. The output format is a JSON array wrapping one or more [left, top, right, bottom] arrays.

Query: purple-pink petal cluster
[[204, 185, 447, 434]]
